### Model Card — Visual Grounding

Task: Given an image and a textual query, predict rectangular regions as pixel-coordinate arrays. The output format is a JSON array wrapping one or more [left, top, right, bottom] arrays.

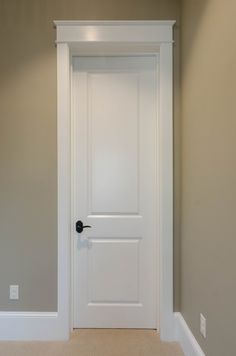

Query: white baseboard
[[0, 312, 69, 341], [175, 313, 205, 356], [0, 310, 206, 347]]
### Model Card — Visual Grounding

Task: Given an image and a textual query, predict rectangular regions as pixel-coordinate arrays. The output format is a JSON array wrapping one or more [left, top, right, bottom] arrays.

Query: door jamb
[[54, 20, 175, 341]]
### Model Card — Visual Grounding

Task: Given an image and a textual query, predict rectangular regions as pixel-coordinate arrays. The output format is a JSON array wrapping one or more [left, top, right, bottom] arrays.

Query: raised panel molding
[[88, 239, 140, 303], [88, 70, 139, 214]]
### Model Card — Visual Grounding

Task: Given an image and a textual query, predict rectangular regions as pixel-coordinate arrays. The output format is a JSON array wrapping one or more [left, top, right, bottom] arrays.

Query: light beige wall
[[181, 0, 236, 354], [0, 0, 180, 311]]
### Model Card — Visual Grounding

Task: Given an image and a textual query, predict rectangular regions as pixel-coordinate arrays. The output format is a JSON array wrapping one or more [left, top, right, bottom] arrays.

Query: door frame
[[54, 20, 175, 341]]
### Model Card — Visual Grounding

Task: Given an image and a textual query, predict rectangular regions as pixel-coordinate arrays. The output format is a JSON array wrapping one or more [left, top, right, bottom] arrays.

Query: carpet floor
[[0, 329, 184, 356]]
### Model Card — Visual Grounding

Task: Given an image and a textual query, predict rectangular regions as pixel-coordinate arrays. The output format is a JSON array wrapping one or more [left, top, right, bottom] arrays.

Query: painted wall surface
[[0, 0, 180, 311], [181, 0, 236, 354]]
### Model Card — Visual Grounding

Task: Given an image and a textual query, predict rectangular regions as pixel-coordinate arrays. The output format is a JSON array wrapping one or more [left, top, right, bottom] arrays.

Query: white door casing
[[55, 21, 175, 341], [72, 56, 157, 328]]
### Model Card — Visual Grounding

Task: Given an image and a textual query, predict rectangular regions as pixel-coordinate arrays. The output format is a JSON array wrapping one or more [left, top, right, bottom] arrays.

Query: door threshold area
[[0, 329, 183, 356]]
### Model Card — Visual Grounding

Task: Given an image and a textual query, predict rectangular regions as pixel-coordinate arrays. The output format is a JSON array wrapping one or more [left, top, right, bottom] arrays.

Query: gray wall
[[181, 0, 236, 355], [0, 0, 180, 311], [2, 1, 236, 354]]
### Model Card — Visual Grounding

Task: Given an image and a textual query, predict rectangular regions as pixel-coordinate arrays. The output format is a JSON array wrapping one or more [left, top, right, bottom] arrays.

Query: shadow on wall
[[0, 3, 58, 312], [0, 0, 180, 84], [181, 0, 236, 355], [181, 0, 211, 75], [0, 27, 56, 90]]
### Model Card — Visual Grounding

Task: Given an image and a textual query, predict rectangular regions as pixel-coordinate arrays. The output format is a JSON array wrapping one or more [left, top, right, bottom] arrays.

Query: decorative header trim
[[54, 20, 176, 26], [54, 20, 175, 44]]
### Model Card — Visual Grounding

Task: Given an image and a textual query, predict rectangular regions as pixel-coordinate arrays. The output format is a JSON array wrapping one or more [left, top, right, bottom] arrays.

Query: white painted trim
[[175, 313, 205, 356], [54, 20, 175, 342], [55, 20, 174, 44], [158, 42, 175, 341], [56, 42, 71, 340], [0, 312, 68, 341], [0, 312, 57, 317], [54, 20, 176, 26]]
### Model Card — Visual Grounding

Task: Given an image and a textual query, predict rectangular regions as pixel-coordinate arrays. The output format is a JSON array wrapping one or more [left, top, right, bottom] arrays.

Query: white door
[[72, 56, 158, 329]]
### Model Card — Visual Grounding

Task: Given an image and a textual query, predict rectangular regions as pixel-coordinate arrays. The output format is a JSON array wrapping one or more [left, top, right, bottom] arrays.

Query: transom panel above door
[[72, 56, 158, 329]]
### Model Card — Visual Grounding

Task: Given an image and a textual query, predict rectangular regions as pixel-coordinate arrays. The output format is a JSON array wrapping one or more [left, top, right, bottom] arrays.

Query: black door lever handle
[[76, 220, 91, 233]]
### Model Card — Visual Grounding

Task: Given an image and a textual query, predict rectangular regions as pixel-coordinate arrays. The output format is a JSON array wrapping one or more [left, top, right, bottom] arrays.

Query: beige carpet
[[0, 329, 183, 356]]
